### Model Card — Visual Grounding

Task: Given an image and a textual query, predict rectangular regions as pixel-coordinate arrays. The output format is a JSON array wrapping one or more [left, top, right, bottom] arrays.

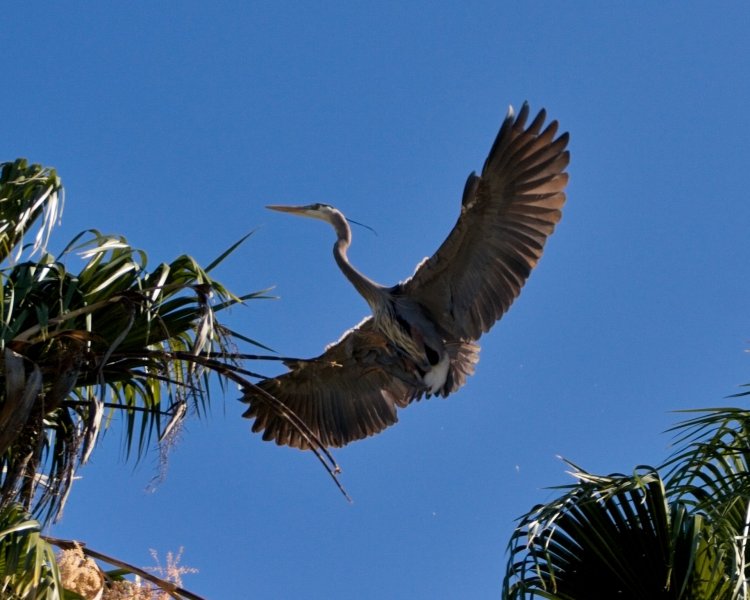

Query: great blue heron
[[242, 103, 569, 449]]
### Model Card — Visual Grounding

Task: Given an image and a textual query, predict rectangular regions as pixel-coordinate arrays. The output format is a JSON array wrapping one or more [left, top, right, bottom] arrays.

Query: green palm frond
[[0, 502, 61, 599], [1, 229, 272, 521], [662, 408, 750, 595], [0, 158, 344, 597], [0, 160, 62, 265], [664, 408, 750, 511], [0, 161, 278, 523], [503, 464, 733, 600]]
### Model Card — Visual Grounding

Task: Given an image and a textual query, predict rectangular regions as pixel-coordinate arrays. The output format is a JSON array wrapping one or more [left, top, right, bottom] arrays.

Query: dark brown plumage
[[243, 103, 569, 449]]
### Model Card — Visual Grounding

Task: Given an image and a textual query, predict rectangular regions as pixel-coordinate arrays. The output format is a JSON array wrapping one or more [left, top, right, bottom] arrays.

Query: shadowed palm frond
[[503, 464, 735, 600]]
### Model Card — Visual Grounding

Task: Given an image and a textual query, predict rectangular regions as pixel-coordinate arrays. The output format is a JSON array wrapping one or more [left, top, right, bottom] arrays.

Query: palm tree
[[0, 158, 288, 598], [503, 402, 750, 599]]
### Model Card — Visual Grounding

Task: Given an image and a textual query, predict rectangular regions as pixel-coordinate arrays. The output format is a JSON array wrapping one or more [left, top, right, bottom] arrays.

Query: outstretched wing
[[404, 103, 569, 341], [241, 318, 423, 449]]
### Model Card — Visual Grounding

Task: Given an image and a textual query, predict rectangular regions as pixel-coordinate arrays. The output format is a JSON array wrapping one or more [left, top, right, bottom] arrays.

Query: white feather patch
[[423, 353, 450, 394]]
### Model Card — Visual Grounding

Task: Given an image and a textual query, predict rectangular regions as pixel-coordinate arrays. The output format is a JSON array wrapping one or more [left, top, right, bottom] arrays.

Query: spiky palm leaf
[[0, 159, 62, 265], [504, 404, 750, 600], [503, 464, 735, 600], [665, 408, 750, 511], [663, 407, 750, 594], [0, 502, 61, 599], [0, 159, 271, 522], [0, 158, 344, 599]]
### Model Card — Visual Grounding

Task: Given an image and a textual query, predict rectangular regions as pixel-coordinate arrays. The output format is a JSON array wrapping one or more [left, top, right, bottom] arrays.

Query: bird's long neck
[[331, 218, 386, 314]]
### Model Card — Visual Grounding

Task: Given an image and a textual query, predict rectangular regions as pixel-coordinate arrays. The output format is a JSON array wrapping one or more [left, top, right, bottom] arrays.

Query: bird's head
[[266, 203, 342, 225]]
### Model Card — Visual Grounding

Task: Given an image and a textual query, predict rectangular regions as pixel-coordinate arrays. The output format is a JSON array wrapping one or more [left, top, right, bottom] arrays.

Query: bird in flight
[[243, 103, 569, 449]]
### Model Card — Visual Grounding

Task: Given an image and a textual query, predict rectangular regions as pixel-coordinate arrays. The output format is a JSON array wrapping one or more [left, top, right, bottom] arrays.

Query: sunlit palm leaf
[[665, 408, 750, 510], [0, 503, 61, 599], [0, 159, 344, 597], [0, 160, 62, 265], [3, 231, 272, 521], [663, 407, 750, 593], [0, 164, 274, 522]]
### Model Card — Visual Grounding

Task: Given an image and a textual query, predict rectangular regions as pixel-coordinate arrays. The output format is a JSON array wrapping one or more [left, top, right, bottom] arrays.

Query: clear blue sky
[[4, 3, 750, 598]]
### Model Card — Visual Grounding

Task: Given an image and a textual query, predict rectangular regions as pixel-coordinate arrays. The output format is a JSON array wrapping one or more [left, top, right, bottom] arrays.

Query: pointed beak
[[266, 204, 308, 214], [266, 203, 332, 224], [266, 204, 327, 222]]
